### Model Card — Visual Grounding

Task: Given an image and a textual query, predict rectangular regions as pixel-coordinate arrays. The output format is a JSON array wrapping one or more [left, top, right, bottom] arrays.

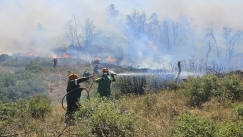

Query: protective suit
[[95, 68, 116, 97], [65, 73, 92, 123]]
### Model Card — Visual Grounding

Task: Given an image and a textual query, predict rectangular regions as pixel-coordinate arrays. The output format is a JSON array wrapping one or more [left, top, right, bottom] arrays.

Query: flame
[[52, 55, 60, 58], [63, 53, 69, 58], [106, 56, 116, 62], [15, 51, 71, 59], [52, 52, 70, 58]]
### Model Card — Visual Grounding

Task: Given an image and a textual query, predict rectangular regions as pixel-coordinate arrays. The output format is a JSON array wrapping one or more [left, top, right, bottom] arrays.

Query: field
[[1, 56, 243, 137]]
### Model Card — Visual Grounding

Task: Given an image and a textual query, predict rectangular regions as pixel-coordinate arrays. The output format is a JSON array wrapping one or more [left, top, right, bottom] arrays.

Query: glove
[[81, 87, 87, 90], [111, 74, 114, 78]]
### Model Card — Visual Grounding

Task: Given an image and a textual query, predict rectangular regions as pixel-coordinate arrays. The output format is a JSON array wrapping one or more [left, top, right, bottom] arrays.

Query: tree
[[65, 15, 96, 49], [161, 18, 171, 51], [159, 15, 193, 52], [82, 18, 96, 48], [205, 24, 219, 64], [125, 9, 147, 38], [65, 14, 82, 47], [146, 13, 160, 49], [222, 27, 243, 68], [172, 15, 192, 48], [106, 4, 119, 24]]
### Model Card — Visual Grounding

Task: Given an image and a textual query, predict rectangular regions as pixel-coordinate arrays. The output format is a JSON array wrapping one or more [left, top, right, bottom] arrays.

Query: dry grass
[[1, 63, 243, 136], [1, 89, 242, 136]]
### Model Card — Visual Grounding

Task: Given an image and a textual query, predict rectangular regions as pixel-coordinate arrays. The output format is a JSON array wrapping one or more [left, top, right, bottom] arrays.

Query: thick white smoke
[[1, 0, 243, 70]]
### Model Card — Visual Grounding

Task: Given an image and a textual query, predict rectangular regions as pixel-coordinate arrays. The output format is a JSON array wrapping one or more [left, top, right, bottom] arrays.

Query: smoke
[[147, 0, 243, 31], [1, 0, 243, 70]]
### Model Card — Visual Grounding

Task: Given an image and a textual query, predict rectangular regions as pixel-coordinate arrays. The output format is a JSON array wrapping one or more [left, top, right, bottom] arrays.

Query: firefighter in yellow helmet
[[95, 68, 116, 97]]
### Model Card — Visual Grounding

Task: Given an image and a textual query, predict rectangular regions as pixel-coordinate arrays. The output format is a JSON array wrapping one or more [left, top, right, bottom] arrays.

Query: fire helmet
[[68, 73, 78, 80], [102, 68, 109, 72]]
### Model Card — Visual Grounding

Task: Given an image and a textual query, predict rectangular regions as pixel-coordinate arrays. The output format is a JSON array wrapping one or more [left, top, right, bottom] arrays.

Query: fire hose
[[61, 82, 94, 111]]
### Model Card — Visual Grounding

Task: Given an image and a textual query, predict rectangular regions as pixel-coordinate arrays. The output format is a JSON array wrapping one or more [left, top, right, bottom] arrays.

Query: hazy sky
[[1, 0, 243, 55]]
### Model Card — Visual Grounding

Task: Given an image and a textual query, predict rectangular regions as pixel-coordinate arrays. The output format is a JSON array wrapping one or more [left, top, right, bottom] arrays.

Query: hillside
[[1, 58, 243, 136]]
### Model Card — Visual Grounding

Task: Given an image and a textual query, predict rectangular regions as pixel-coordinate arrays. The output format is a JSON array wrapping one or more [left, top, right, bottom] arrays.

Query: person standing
[[93, 64, 100, 76], [95, 68, 116, 98], [53, 58, 58, 68], [65, 73, 94, 123]]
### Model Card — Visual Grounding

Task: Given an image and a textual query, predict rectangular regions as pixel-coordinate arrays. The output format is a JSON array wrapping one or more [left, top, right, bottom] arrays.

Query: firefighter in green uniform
[[95, 68, 116, 97]]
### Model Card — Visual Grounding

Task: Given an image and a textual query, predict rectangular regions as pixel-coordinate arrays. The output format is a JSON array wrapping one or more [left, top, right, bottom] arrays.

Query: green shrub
[[181, 74, 243, 107], [3, 58, 27, 67], [24, 61, 42, 73], [26, 95, 53, 119], [0, 71, 47, 101], [182, 75, 218, 107], [3, 56, 52, 67], [235, 104, 243, 117], [0, 54, 10, 62], [0, 121, 7, 136], [0, 100, 28, 136], [215, 121, 243, 137], [220, 74, 243, 101], [75, 98, 137, 137], [0, 102, 17, 121], [170, 113, 215, 137], [163, 81, 180, 91]]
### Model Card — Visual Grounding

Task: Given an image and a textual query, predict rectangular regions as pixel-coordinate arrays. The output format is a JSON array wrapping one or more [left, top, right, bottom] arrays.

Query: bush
[[170, 113, 215, 137], [0, 99, 28, 136], [182, 74, 243, 107], [215, 121, 243, 137], [26, 95, 53, 119], [115, 76, 147, 95], [0, 102, 17, 121], [0, 71, 47, 101], [235, 104, 243, 117], [24, 61, 42, 73], [181, 75, 218, 107], [163, 81, 180, 91], [3, 57, 27, 67], [220, 74, 243, 101], [0, 54, 10, 62], [0, 121, 7, 136], [75, 98, 137, 137]]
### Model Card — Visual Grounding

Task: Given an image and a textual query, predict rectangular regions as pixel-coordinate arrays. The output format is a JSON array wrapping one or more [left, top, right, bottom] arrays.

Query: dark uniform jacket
[[66, 77, 89, 112]]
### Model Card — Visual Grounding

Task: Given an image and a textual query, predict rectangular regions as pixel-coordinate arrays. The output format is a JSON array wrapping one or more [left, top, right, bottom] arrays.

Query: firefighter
[[95, 68, 116, 98], [93, 64, 100, 76], [53, 58, 58, 68], [65, 73, 94, 123]]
